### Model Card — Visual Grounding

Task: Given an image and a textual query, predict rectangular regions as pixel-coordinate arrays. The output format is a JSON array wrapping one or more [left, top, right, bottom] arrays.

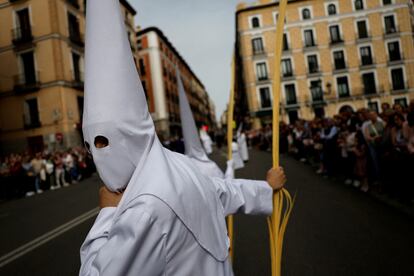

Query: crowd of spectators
[[0, 147, 95, 200], [247, 100, 414, 203]]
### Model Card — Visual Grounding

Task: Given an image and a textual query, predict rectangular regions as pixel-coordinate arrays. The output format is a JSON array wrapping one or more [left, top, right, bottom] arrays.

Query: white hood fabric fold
[[177, 68, 224, 178], [83, 0, 228, 261]]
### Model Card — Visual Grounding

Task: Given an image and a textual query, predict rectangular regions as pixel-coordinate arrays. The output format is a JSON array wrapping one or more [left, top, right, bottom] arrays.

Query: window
[[391, 68, 405, 91], [310, 80, 323, 101], [283, 33, 289, 51], [14, 8, 32, 42], [383, 0, 392, 5], [360, 46, 373, 65], [354, 0, 364, 10], [327, 4, 337, 15], [333, 50, 346, 70], [282, 59, 293, 77], [256, 62, 268, 81], [302, 8, 311, 20], [337, 76, 350, 98], [72, 52, 82, 82], [68, 12, 81, 41], [384, 15, 397, 34], [307, 55, 319, 73], [139, 59, 146, 75], [388, 41, 401, 61], [252, 38, 264, 54], [23, 98, 40, 128], [259, 87, 271, 108], [251, 17, 260, 28], [285, 84, 297, 105], [367, 102, 379, 113], [274, 13, 286, 24], [141, 81, 148, 99], [77, 96, 84, 119], [288, 111, 299, 124], [394, 98, 408, 107], [304, 30, 315, 47], [329, 25, 342, 43], [362, 72, 376, 94], [357, 21, 368, 39], [20, 51, 36, 85]]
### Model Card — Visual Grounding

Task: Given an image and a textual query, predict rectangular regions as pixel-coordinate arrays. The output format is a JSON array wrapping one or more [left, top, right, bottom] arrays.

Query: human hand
[[266, 167, 287, 191], [99, 186, 123, 209]]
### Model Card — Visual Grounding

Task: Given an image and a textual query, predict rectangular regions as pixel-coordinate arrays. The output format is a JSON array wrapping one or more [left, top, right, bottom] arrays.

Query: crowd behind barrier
[[0, 147, 95, 200], [1, 100, 413, 203], [246, 100, 414, 203]]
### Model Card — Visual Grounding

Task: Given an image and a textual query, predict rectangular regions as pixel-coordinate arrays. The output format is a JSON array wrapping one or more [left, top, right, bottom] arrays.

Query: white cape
[[79, 1, 273, 275]]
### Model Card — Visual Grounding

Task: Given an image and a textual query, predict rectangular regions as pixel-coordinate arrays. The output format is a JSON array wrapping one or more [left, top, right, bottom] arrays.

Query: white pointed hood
[[177, 68, 223, 178], [83, 0, 154, 192], [83, 0, 228, 262]]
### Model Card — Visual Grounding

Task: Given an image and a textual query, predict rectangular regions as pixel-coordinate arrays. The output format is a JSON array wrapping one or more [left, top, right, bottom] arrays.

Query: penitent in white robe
[[200, 130, 213, 155], [80, 151, 272, 276], [177, 68, 224, 178], [79, 1, 272, 275], [237, 133, 249, 162], [232, 142, 245, 170]]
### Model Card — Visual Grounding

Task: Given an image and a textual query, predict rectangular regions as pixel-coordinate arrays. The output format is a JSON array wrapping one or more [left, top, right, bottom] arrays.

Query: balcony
[[14, 71, 40, 93], [304, 43, 317, 49], [71, 70, 84, 89], [69, 31, 84, 47], [384, 26, 399, 37], [332, 64, 348, 74], [330, 38, 344, 46], [388, 53, 404, 65], [257, 76, 269, 83], [11, 26, 33, 47], [391, 81, 408, 94], [23, 115, 41, 130], [66, 0, 80, 9], [360, 58, 375, 69], [9, 0, 27, 3], [310, 89, 325, 106], [282, 72, 295, 81], [357, 31, 371, 42], [253, 49, 266, 56], [307, 68, 321, 77], [338, 92, 351, 99]]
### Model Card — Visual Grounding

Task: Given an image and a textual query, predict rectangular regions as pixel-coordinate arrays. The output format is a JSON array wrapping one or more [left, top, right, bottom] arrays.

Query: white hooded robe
[[79, 1, 273, 275]]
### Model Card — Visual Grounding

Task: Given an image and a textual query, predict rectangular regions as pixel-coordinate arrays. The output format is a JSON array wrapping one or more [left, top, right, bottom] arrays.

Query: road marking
[[0, 207, 99, 268]]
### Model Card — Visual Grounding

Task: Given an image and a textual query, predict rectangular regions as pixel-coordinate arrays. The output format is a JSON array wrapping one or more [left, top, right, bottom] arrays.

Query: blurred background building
[[0, 0, 138, 154], [235, 0, 414, 129], [136, 27, 216, 139]]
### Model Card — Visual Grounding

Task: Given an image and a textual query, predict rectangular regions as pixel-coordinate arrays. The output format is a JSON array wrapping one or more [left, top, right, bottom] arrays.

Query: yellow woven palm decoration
[[268, 0, 294, 276]]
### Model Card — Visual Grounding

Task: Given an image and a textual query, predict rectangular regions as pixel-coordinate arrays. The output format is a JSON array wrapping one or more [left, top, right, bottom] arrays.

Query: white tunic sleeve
[[79, 203, 166, 276], [212, 177, 273, 217]]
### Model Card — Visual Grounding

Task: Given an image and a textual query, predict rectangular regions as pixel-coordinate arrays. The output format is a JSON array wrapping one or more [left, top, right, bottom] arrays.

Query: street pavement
[[0, 148, 413, 275]]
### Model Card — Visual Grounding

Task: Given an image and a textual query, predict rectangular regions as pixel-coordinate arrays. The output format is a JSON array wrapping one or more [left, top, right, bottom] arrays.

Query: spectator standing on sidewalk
[[30, 153, 43, 194], [54, 153, 68, 188], [363, 111, 384, 184]]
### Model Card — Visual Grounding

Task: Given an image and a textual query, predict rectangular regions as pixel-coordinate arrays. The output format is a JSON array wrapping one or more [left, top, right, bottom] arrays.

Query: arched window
[[251, 17, 260, 28], [328, 4, 337, 15], [302, 8, 311, 20]]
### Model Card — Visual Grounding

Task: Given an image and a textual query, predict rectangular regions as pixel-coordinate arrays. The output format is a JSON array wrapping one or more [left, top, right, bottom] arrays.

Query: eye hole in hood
[[94, 135, 109, 149]]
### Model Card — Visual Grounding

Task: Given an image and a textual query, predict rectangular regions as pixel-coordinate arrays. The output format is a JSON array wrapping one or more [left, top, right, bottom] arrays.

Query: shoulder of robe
[[119, 194, 177, 232]]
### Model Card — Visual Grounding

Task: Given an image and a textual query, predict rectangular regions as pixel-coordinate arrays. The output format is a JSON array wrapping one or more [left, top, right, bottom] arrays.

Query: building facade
[[136, 27, 216, 139], [235, 0, 414, 129], [0, 0, 137, 154]]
